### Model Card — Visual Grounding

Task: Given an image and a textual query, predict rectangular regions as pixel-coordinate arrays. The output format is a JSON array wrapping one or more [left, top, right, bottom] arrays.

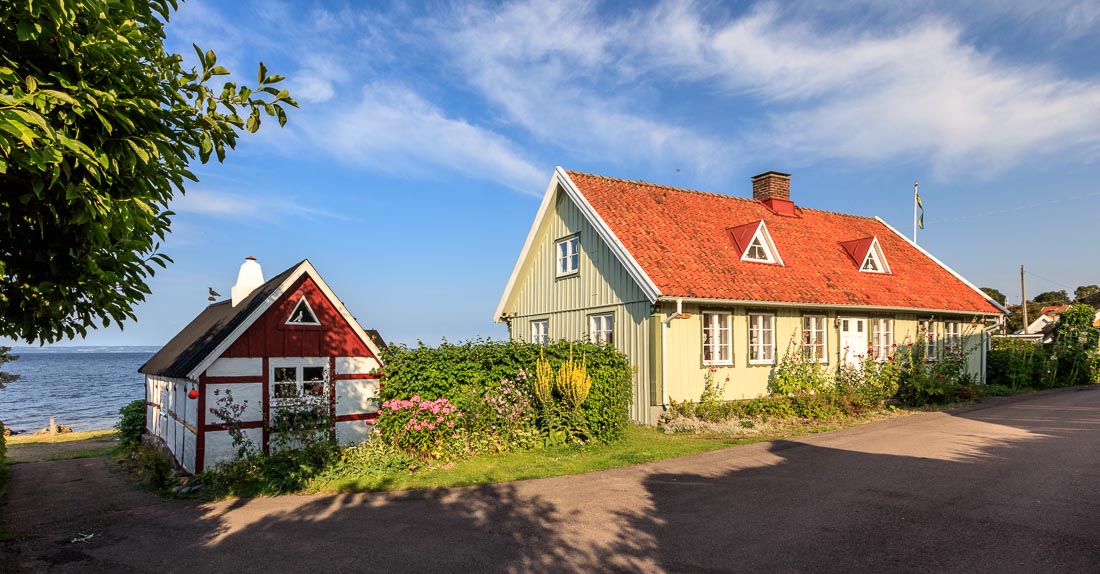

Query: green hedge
[[117, 399, 146, 448], [379, 339, 633, 442], [0, 420, 6, 465]]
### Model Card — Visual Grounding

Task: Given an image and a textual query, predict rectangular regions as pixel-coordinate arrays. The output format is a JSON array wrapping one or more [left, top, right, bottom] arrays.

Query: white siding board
[[335, 356, 381, 375], [205, 383, 264, 423], [336, 421, 374, 445], [204, 428, 262, 469], [206, 357, 263, 377], [335, 380, 379, 416]]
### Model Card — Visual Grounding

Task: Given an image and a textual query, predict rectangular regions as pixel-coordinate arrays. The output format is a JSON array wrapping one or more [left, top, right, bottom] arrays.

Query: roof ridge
[[565, 169, 879, 222]]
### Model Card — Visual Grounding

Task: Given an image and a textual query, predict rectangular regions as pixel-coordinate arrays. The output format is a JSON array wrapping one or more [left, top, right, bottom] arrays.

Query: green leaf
[[210, 65, 230, 76], [25, 75, 38, 92], [257, 61, 268, 84]]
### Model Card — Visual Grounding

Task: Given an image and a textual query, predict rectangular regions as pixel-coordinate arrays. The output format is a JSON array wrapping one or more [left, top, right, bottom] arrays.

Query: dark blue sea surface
[[0, 351, 153, 433]]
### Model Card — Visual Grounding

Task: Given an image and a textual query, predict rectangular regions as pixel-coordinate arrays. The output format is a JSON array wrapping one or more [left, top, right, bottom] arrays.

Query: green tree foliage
[[1033, 290, 1070, 305], [1074, 285, 1100, 304], [980, 287, 1007, 306], [0, 0, 297, 343], [1004, 301, 1044, 334], [0, 345, 18, 389]]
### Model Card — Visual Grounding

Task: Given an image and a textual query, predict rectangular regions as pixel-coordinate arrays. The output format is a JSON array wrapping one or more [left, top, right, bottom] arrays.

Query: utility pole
[[1020, 264, 1028, 333]]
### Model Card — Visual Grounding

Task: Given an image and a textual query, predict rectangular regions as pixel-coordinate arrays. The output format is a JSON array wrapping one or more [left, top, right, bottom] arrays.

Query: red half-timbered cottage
[[140, 257, 386, 473]]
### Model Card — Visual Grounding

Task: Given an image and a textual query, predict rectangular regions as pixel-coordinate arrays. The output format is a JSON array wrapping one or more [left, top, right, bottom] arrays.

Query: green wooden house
[[495, 168, 1007, 424]]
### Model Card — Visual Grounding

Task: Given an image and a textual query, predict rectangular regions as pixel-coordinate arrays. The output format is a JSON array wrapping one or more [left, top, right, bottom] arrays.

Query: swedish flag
[[916, 191, 924, 229]]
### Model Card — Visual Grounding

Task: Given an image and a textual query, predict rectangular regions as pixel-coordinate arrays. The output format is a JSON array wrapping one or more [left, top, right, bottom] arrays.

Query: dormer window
[[286, 297, 320, 325], [727, 220, 783, 265], [841, 236, 891, 274]]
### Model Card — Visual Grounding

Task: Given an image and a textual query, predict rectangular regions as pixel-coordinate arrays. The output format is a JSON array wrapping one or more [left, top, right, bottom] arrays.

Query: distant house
[[139, 258, 385, 473], [1023, 305, 1072, 343], [495, 168, 1007, 424]]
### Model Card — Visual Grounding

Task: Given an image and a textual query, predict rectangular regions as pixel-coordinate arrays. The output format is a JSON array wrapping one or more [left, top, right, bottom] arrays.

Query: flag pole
[[913, 181, 918, 244]]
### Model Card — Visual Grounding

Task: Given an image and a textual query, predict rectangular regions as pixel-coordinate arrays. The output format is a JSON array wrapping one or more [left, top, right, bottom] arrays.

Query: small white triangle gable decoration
[[287, 297, 320, 325], [741, 221, 783, 265], [860, 237, 890, 274]]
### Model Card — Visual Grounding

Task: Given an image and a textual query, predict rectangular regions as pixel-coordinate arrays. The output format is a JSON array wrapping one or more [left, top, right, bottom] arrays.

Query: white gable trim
[[859, 236, 890, 274], [186, 260, 385, 379], [493, 167, 661, 322], [741, 220, 784, 266], [874, 217, 1009, 314]]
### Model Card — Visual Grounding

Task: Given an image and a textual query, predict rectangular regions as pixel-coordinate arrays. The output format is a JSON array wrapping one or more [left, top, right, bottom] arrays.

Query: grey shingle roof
[[139, 262, 302, 378]]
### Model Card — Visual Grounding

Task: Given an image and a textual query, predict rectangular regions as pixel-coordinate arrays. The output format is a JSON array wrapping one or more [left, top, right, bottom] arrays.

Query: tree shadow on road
[[606, 388, 1100, 572]]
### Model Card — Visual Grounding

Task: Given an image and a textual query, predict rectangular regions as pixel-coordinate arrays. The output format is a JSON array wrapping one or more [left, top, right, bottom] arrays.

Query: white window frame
[[748, 313, 776, 365], [922, 320, 939, 359], [531, 319, 549, 345], [270, 358, 329, 406], [286, 297, 321, 326], [556, 235, 580, 277], [871, 318, 893, 362], [944, 321, 962, 351], [740, 221, 783, 265], [802, 315, 828, 363], [702, 312, 733, 366], [589, 313, 614, 345]]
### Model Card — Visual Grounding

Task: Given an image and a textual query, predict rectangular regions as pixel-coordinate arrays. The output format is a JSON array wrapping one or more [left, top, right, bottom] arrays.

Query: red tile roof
[[566, 171, 1002, 315], [1040, 305, 1071, 316]]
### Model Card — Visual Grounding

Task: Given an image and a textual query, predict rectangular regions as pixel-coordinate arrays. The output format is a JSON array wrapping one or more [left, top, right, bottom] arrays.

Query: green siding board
[[503, 186, 655, 424]]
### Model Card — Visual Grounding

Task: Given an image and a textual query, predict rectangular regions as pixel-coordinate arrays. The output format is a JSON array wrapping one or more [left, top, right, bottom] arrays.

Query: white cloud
[[439, 0, 1100, 178], [173, 189, 352, 221], [307, 83, 545, 194]]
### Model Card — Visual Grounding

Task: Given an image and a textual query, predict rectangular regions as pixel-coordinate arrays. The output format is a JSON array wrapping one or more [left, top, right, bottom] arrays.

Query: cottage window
[[287, 298, 320, 325], [272, 364, 327, 401], [742, 223, 781, 264], [944, 321, 962, 351], [748, 313, 775, 364], [557, 236, 580, 276], [531, 319, 549, 345], [802, 316, 827, 363], [702, 312, 733, 365], [922, 320, 939, 359], [590, 313, 614, 345], [872, 318, 893, 361]]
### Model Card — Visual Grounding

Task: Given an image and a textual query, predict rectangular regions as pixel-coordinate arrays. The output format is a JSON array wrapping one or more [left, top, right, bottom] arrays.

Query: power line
[[1023, 270, 1075, 291]]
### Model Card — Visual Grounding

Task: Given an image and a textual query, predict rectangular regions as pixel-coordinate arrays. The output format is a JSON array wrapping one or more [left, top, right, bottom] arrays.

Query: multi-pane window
[[944, 321, 962, 351], [273, 365, 327, 401], [802, 316, 827, 362], [745, 236, 770, 261], [748, 313, 775, 364], [922, 320, 939, 359], [531, 319, 549, 345], [589, 313, 613, 345], [556, 236, 580, 276], [702, 312, 733, 365], [872, 318, 893, 361]]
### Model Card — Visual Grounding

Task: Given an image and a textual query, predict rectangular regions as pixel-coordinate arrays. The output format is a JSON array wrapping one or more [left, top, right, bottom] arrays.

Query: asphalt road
[[3, 387, 1099, 573]]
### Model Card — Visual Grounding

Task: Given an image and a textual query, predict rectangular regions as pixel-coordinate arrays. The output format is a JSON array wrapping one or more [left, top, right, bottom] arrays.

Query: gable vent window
[[728, 220, 783, 265], [557, 236, 580, 276], [287, 297, 320, 325]]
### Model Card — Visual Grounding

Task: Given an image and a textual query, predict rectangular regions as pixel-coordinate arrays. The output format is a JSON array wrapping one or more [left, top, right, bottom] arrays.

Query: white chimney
[[231, 256, 264, 307]]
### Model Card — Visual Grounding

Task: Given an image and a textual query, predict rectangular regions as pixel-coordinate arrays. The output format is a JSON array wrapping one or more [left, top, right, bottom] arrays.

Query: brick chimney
[[751, 171, 795, 216]]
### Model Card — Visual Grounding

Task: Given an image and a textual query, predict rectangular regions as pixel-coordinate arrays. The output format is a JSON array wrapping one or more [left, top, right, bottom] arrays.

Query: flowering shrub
[[268, 393, 334, 453], [770, 339, 830, 396], [376, 395, 465, 461], [462, 376, 541, 452], [208, 388, 257, 459]]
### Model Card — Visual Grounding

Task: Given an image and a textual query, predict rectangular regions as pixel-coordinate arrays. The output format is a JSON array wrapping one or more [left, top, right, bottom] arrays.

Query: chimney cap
[[245, 255, 257, 261], [751, 171, 791, 180]]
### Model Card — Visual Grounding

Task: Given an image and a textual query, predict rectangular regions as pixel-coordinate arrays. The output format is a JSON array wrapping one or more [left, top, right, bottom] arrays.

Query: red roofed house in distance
[[495, 168, 1007, 424]]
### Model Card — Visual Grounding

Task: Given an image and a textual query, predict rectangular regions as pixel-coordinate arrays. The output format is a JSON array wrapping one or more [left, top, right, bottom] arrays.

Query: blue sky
[[8, 0, 1100, 348]]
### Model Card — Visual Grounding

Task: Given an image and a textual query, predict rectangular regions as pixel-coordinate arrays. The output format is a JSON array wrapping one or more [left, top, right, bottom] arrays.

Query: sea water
[[0, 351, 154, 433]]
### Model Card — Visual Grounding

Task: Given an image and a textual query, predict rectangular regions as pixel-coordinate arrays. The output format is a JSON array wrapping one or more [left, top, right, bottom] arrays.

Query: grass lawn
[[5, 429, 120, 464], [311, 411, 902, 493]]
